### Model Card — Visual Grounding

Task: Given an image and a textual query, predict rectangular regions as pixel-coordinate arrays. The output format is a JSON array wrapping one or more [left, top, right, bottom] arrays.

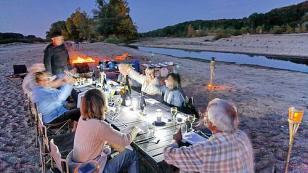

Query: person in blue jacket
[[32, 71, 80, 124]]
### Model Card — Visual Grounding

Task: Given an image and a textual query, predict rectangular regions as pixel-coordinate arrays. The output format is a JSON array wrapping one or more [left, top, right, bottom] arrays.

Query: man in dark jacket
[[44, 31, 70, 76]]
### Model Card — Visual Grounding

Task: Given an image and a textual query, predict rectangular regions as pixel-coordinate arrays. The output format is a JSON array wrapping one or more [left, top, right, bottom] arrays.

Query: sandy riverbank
[[0, 42, 307, 172], [132, 33, 308, 58]]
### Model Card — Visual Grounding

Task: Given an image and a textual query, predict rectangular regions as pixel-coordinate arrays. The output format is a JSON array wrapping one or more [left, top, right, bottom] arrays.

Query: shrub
[[104, 35, 122, 44]]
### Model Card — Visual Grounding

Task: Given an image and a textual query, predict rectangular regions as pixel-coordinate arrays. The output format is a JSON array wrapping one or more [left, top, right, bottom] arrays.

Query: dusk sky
[[0, 0, 305, 38]]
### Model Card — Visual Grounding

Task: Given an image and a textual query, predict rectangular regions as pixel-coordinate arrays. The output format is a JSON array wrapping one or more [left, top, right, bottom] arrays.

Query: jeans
[[103, 149, 139, 173]]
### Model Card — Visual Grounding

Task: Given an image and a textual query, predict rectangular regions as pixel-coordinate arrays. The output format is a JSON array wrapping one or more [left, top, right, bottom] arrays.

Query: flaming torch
[[207, 57, 216, 90], [284, 106, 304, 173]]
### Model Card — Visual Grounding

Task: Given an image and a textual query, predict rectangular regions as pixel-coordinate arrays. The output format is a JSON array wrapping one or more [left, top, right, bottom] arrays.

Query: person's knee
[[125, 149, 139, 161]]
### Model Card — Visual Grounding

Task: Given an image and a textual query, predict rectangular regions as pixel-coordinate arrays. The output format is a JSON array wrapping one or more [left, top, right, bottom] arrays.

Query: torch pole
[[284, 120, 300, 173]]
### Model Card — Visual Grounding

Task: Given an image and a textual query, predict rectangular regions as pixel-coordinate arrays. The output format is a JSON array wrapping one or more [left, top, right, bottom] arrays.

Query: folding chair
[[38, 113, 75, 173], [37, 113, 49, 173], [66, 151, 100, 173], [35, 104, 71, 135], [50, 139, 69, 173]]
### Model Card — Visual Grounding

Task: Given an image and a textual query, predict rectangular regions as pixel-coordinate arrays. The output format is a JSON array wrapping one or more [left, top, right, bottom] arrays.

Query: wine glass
[[170, 107, 178, 122], [186, 114, 196, 132], [113, 95, 122, 120]]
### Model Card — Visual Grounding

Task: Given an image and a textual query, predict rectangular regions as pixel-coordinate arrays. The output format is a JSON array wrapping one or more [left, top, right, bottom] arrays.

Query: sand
[[133, 33, 308, 58], [0, 42, 307, 172]]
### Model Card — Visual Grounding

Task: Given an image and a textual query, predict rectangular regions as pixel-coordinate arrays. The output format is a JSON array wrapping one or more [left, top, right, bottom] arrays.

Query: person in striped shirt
[[164, 98, 254, 173]]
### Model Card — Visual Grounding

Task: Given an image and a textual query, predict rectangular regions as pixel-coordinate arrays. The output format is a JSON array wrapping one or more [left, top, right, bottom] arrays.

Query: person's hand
[[70, 68, 77, 74], [118, 64, 131, 76], [63, 76, 75, 84], [173, 128, 182, 144]]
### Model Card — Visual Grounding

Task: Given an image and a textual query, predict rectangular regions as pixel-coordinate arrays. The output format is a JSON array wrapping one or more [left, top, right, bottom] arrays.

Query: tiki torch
[[284, 106, 304, 173]]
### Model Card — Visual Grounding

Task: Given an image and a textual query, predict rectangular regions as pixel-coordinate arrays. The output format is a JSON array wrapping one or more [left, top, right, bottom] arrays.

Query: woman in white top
[[119, 64, 160, 95], [119, 64, 185, 108]]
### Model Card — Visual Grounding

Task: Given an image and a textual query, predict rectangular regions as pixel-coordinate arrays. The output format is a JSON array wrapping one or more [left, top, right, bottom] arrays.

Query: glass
[[171, 107, 178, 121], [288, 107, 304, 123], [186, 114, 196, 132], [113, 95, 122, 120], [132, 98, 138, 110]]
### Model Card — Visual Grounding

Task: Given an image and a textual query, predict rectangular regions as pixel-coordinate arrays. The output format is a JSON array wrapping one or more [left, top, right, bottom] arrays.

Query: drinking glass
[[132, 98, 138, 110], [170, 107, 178, 122], [186, 114, 196, 132], [113, 95, 122, 119]]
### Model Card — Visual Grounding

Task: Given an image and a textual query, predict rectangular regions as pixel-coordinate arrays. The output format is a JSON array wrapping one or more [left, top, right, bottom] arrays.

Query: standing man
[[44, 31, 70, 76]]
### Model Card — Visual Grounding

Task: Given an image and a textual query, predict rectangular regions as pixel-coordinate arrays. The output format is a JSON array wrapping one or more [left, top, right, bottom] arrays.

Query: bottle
[[139, 92, 146, 113], [125, 75, 131, 96], [92, 69, 96, 85]]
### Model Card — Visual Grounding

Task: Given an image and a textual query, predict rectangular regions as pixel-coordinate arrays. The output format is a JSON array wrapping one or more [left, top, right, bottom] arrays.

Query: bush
[[213, 31, 231, 40], [104, 35, 122, 44], [271, 26, 285, 34]]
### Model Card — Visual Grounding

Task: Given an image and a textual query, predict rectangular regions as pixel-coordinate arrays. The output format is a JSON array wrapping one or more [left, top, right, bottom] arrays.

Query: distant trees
[[93, 0, 138, 41], [46, 0, 137, 43], [186, 24, 196, 37], [47, 9, 95, 42], [0, 33, 44, 44], [141, 1, 308, 38]]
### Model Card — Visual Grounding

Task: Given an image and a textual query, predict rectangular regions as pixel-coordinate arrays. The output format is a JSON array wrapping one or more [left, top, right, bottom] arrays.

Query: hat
[[50, 31, 62, 38], [29, 63, 45, 73]]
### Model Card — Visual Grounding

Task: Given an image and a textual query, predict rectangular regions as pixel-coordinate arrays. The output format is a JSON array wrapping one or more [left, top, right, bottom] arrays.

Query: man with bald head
[[164, 98, 254, 173]]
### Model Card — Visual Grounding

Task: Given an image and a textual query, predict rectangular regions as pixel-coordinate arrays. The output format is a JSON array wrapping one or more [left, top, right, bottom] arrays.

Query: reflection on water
[[136, 46, 308, 73]]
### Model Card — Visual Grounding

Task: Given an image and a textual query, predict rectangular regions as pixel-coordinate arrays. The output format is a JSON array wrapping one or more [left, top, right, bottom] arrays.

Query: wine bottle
[[125, 75, 131, 96], [139, 92, 146, 112]]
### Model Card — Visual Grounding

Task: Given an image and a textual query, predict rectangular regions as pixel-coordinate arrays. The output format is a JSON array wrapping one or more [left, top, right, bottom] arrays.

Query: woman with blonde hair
[[73, 89, 139, 173]]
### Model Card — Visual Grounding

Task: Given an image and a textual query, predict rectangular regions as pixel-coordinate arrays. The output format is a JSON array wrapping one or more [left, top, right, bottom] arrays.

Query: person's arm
[[164, 142, 205, 172], [49, 79, 65, 88], [43, 48, 52, 73], [128, 69, 146, 84], [143, 78, 161, 95], [51, 84, 73, 102], [101, 122, 138, 147]]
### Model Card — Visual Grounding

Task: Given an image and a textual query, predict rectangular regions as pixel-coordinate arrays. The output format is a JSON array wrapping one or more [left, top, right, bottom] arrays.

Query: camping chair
[[182, 96, 200, 119], [37, 113, 49, 173], [50, 139, 69, 173], [66, 144, 111, 173], [34, 104, 71, 135], [38, 113, 75, 173], [66, 151, 100, 173]]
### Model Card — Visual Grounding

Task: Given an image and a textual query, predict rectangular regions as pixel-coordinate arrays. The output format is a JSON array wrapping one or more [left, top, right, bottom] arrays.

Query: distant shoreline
[[132, 34, 308, 60], [130, 44, 308, 60]]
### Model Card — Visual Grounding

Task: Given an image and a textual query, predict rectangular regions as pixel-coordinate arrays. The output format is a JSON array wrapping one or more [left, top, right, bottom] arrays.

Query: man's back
[[164, 130, 254, 173]]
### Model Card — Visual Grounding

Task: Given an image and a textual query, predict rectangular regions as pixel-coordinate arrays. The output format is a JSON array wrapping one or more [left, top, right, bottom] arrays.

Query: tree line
[[0, 33, 44, 44], [141, 1, 308, 39], [46, 0, 138, 43]]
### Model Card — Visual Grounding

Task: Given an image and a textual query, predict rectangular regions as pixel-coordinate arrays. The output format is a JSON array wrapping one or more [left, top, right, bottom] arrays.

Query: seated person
[[22, 63, 45, 96], [73, 89, 139, 173], [119, 64, 185, 108], [119, 64, 160, 95], [164, 98, 254, 173], [32, 71, 80, 124], [160, 73, 185, 108]]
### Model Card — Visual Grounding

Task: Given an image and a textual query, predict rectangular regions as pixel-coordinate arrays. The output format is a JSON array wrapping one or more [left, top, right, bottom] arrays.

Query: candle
[[156, 109, 162, 122]]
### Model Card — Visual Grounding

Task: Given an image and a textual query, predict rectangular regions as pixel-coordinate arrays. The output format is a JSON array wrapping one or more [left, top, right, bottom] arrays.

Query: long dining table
[[72, 79, 209, 173]]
